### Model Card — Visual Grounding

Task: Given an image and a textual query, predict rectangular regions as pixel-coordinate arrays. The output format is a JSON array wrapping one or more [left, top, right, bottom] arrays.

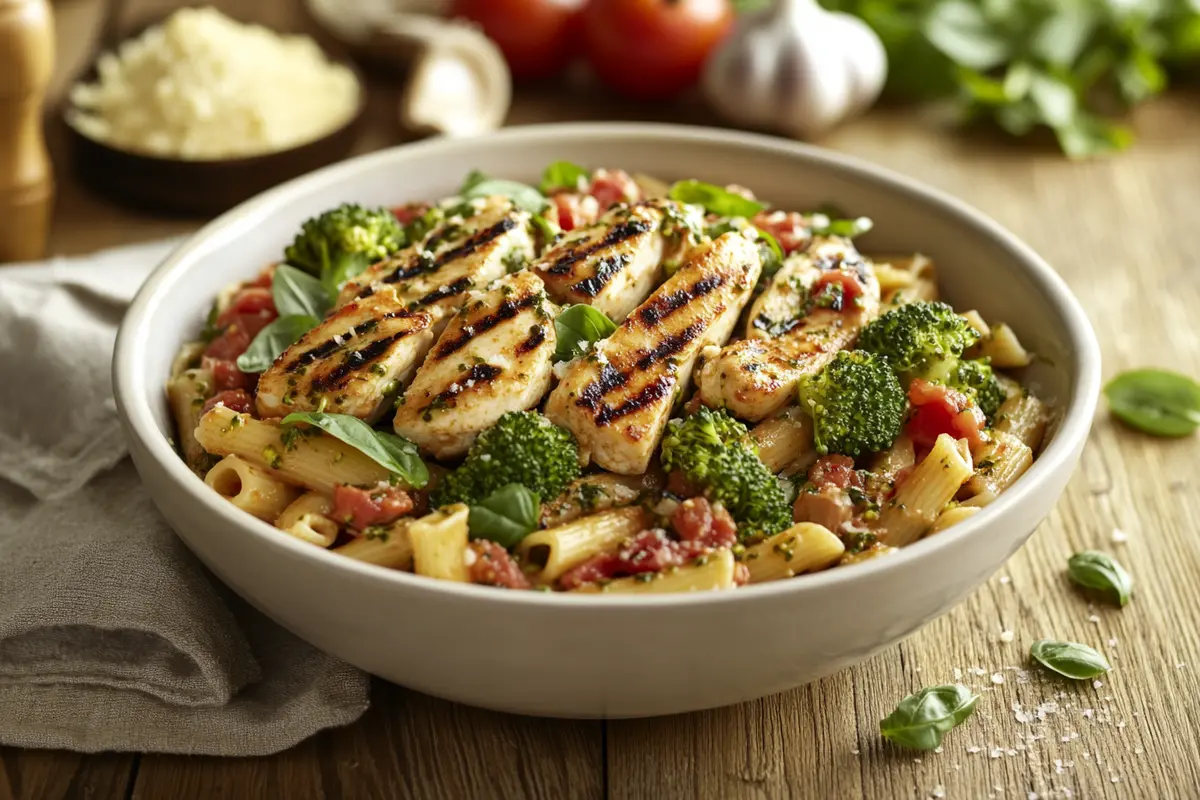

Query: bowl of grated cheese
[[64, 7, 367, 215]]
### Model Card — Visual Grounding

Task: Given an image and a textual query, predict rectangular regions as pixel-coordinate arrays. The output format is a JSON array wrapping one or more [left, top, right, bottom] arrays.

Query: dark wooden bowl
[[63, 38, 367, 217]]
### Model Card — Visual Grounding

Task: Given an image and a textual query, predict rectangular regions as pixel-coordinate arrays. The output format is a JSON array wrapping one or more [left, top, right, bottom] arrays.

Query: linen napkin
[[0, 241, 370, 755]]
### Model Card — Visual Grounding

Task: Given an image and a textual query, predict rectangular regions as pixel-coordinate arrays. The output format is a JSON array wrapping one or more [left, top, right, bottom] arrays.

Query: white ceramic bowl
[[113, 124, 1100, 718]]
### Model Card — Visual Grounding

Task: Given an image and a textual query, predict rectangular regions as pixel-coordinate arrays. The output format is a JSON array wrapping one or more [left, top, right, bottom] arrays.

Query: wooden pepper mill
[[0, 0, 54, 264]]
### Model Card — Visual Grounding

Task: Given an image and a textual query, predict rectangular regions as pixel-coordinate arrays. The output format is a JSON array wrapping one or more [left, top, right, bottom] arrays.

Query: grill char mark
[[634, 321, 704, 370], [372, 216, 518, 291], [571, 254, 630, 298], [517, 324, 547, 355], [284, 311, 407, 373], [593, 376, 673, 426], [544, 220, 651, 277], [638, 274, 725, 326], [426, 363, 502, 408], [311, 328, 416, 391], [413, 277, 473, 308], [432, 293, 539, 360], [576, 364, 628, 411]]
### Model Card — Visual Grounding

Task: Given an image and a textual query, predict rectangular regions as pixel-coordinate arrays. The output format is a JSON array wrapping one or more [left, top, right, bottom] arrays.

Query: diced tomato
[[753, 210, 812, 254], [588, 168, 641, 209], [251, 266, 276, 288], [215, 288, 276, 329], [552, 192, 598, 231], [468, 541, 532, 590], [203, 312, 275, 361], [671, 497, 737, 548], [558, 525, 729, 590], [906, 379, 987, 450], [333, 483, 415, 531], [810, 269, 866, 307], [806, 455, 862, 491], [202, 389, 252, 415], [390, 202, 430, 226], [202, 356, 252, 392]]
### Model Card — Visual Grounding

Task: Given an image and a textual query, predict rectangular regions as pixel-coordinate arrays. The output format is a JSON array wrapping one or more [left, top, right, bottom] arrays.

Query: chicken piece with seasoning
[[696, 236, 880, 422], [256, 292, 436, 421], [337, 196, 536, 329], [394, 271, 558, 459], [545, 232, 762, 475]]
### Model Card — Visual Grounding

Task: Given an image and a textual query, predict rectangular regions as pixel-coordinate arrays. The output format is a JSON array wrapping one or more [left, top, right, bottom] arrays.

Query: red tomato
[[202, 389, 252, 415], [753, 210, 812, 254], [333, 484, 415, 531], [451, 0, 586, 80], [203, 312, 274, 361], [906, 379, 987, 450], [588, 168, 642, 208], [581, 0, 733, 99], [202, 356, 253, 392]]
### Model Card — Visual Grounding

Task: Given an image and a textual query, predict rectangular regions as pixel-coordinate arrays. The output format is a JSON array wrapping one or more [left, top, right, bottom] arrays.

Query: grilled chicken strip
[[545, 232, 762, 475], [534, 200, 700, 322], [394, 271, 558, 459], [257, 293, 436, 421], [337, 196, 536, 327], [696, 237, 880, 422]]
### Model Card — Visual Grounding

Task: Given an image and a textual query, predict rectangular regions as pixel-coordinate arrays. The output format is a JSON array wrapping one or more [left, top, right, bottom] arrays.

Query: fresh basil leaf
[[530, 214, 562, 247], [1104, 368, 1200, 437], [468, 483, 540, 548], [1030, 7, 1097, 66], [540, 160, 590, 194], [273, 264, 331, 319], [459, 169, 489, 194], [757, 229, 785, 276], [236, 314, 317, 373], [280, 411, 428, 488], [667, 180, 765, 218], [879, 684, 979, 751], [1030, 639, 1112, 680], [321, 251, 373, 302], [811, 214, 874, 238], [1068, 551, 1133, 607], [554, 304, 617, 363], [461, 178, 548, 214], [1028, 72, 1077, 128]]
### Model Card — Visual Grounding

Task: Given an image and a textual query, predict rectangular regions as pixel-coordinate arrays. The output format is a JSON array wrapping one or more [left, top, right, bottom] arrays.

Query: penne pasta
[[332, 515, 418, 569], [871, 432, 915, 477], [205, 454, 300, 521], [170, 341, 206, 378], [995, 393, 1048, 451], [959, 309, 990, 338], [930, 505, 981, 534], [872, 263, 916, 294], [194, 405, 391, 493], [519, 507, 651, 585], [167, 367, 214, 475], [965, 430, 1033, 498], [409, 505, 471, 582], [275, 491, 339, 547], [592, 548, 737, 594], [750, 408, 816, 476], [741, 523, 845, 583], [877, 434, 974, 547], [978, 323, 1032, 368], [839, 542, 898, 566]]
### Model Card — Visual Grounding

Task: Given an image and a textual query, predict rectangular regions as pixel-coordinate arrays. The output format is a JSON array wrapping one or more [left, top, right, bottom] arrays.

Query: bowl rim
[[113, 121, 1102, 608]]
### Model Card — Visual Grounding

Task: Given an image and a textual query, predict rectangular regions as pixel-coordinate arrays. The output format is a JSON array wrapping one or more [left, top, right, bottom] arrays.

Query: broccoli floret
[[857, 301, 980, 384], [660, 407, 792, 538], [284, 203, 406, 277], [431, 412, 580, 508], [953, 358, 1005, 421], [796, 350, 906, 457]]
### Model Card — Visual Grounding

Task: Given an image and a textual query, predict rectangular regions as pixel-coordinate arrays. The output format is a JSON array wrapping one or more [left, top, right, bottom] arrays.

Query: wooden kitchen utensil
[[0, 0, 54, 263]]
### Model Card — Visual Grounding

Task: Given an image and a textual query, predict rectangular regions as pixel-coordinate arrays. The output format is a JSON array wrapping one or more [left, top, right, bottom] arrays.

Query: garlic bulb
[[702, 0, 887, 141]]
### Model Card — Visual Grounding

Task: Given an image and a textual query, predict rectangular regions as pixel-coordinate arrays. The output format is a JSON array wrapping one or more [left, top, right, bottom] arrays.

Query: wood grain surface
[[3, 2, 1199, 798]]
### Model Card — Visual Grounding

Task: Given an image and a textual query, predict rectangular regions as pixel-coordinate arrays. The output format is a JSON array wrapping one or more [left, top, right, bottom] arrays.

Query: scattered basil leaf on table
[[879, 683, 979, 751], [811, 214, 874, 238], [468, 483, 540, 548], [540, 160, 590, 193], [1104, 368, 1200, 437], [668, 180, 765, 218], [554, 305, 618, 363], [279, 411, 429, 488], [273, 264, 332, 319], [458, 169, 548, 213], [1068, 550, 1133, 607], [236, 314, 318, 373], [1030, 639, 1111, 679]]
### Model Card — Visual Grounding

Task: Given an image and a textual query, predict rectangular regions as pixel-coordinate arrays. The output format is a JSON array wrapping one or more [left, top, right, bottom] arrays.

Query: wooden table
[[5, 2, 1200, 798]]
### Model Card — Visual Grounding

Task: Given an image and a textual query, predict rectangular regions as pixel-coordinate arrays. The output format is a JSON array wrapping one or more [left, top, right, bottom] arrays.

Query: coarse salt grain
[[1111, 528, 1128, 544], [1093, 680, 1104, 689], [1000, 575, 1011, 584], [991, 672, 1005, 684], [1088, 615, 1101, 624], [1000, 630, 1015, 643]]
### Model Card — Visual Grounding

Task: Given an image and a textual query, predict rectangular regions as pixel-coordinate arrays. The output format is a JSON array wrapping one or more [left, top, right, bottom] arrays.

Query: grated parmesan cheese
[[68, 7, 360, 159]]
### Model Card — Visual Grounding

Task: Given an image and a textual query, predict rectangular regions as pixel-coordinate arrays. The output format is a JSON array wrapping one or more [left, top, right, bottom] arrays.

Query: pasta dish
[[168, 163, 1048, 594]]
